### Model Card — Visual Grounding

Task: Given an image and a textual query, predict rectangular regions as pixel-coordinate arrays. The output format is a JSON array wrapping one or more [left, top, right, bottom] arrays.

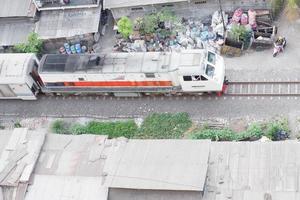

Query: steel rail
[[225, 81, 300, 96]]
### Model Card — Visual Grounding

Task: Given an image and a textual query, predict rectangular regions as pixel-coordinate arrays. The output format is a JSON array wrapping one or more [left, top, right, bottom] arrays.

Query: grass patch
[[85, 120, 138, 138], [50, 116, 289, 141], [264, 118, 289, 140], [190, 128, 236, 141], [189, 119, 289, 141], [51, 119, 70, 134], [51, 119, 138, 139], [50, 113, 193, 139], [135, 113, 192, 139]]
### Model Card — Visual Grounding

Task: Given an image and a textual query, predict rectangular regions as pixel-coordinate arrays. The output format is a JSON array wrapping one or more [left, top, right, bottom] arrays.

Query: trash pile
[[221, 8, 276, 55], [113, 8, 276, 55], [114, 14, 227, 53]]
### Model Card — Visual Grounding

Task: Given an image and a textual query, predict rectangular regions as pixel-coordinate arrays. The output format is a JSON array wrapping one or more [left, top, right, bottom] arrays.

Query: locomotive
[[0, 50, 226, 100]]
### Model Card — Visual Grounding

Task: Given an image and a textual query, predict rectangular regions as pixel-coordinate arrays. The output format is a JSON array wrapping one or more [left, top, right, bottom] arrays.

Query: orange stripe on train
[[63, 81, 173, 87]]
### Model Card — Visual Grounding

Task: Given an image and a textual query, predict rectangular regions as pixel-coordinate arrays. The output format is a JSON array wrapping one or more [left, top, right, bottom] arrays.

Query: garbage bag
[[241, 13, 248, 25], [231, 8, 243, 24], [274, 130, 288, 141], [248, 9, 257, 29]]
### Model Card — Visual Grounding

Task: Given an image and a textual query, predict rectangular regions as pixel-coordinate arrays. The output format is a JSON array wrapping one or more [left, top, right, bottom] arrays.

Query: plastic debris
[[248, 9, 257, 29], [231, 8, 243, 24]]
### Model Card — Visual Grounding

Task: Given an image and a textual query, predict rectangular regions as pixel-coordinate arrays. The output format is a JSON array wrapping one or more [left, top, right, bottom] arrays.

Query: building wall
[[110, 0, 271, 20], [108, 188, 203, 200]]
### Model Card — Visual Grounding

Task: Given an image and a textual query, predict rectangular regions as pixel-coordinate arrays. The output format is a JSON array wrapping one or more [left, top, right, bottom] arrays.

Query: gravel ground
[[0, 95, 295, 120]]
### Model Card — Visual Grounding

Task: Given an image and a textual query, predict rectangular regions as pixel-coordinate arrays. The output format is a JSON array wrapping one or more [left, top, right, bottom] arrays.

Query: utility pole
[[218, 0, 226, 37]]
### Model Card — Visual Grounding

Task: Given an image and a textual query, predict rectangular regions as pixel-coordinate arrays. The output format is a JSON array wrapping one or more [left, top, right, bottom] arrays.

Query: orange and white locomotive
[[38, 50, 226, 96], [0, 49, 226, 100]]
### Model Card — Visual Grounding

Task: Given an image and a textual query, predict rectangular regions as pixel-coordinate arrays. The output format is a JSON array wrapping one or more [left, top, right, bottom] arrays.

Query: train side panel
[[39, 72, 180, 94], [0, 54, 40, 100]]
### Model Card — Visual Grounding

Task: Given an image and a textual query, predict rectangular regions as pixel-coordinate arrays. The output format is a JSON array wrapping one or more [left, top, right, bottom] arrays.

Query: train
[[0, 50, 226, 100]]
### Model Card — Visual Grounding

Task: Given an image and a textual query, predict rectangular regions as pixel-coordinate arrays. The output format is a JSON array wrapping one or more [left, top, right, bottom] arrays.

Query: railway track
[[226, 81, 300, 96]]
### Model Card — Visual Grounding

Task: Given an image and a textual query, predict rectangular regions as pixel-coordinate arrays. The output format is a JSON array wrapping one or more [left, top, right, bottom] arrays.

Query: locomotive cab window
[[205, 64, 215, 78], [201, 75, 208, 81], [145, 73, 155, 78], [192, 75, 201, 81], [183, 76, 192, 81], [207, 51, 216, 65]]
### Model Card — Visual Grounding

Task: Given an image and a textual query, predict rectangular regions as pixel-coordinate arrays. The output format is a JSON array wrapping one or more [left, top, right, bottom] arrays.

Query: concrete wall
[[108, 188, 203, 200], [110, 0, 272, 20]]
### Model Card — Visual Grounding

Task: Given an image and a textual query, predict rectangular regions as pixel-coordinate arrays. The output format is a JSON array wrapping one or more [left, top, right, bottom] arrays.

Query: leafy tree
[[285, 0, 300, 21], [229, 25, 247, 42], [14, 32, 43, 54], [140, 9, 182, 36], [157, 9, 178, 23], [117, 16, 133, 38], [141, 14, 159, 34]]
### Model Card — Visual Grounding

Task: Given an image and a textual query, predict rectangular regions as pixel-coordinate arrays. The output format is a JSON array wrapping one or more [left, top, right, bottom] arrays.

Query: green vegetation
[[190, 128, 236, 141], [285, 0, 300, 21], [51, 116, 289, 142], [228, 25, 252, 49], [135, 8, 181, 37], [14, 33, 43, 54], [69, 123, 87, 135], [264, 118, 289, 140], [141, 14, 159, 34], [117, 16, 133, 38], [51, 113, 192, 139], [135, 113, 192, 139], [14, 122, 22, 128], [51, 119, 138, 138], [85, 120, 138, 138], [51, 120, 70, 134], [287, 0, 300, 8], [189, 119, 289, 141]]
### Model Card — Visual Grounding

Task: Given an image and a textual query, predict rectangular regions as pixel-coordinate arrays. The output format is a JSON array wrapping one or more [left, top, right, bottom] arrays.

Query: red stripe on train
[[62, 81, 173, 87]]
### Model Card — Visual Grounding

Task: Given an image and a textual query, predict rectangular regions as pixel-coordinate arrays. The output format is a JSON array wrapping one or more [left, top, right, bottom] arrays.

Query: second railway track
[[225, 81, 300, 96]]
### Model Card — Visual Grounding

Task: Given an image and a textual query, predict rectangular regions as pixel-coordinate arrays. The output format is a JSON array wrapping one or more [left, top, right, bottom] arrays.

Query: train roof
[[39, 50, 207, 74], [0, 53, 35, 84]]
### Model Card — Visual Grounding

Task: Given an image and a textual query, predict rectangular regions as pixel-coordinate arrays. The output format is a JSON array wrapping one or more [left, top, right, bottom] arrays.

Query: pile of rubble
[[113, 8, 276, 55], [225, 8, 277, 51], [113, 13, 227, 53]]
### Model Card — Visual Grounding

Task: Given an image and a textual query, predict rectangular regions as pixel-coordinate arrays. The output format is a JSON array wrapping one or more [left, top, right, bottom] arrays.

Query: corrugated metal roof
[[203, 141, 300, 200], [0, 128, 46, 200], [36, 0, 99, 10], [0, 19, 35, 46], [0, 0, 36, 17], [103, 139, 211, 191], [25, 175, 108, 200], [35, 7, 101, 39], [2, 128, 300, 200], [34, 134, 108, 176], [0, 132, 11, 153], [25, 133, 110, 200], [103, 0, 187, 9]]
